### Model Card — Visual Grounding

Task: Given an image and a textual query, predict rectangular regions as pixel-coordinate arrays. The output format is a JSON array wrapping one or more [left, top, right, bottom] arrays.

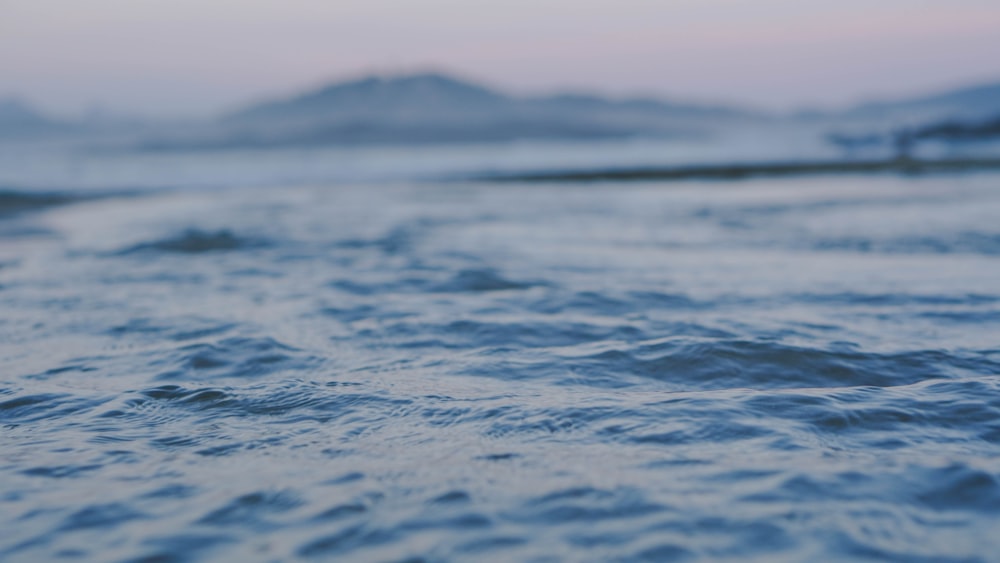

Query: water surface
[[2, 170, 1000, 561]]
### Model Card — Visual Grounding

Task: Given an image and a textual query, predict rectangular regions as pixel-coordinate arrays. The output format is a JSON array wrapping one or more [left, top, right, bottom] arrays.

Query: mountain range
[[228, 73, 742, 123], [3, 72, 1000, 148], [171, 73, 749, 149]]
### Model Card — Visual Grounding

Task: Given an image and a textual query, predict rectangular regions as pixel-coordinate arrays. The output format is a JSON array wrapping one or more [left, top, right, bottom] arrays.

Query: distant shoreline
[[476, 156, 1000, 183]]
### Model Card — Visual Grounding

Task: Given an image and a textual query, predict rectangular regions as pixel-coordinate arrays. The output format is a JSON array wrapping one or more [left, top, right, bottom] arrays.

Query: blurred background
[[3, 0, 1000, 188]]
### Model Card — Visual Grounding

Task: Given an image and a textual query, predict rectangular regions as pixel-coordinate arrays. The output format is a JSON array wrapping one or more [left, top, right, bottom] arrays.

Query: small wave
[[435, 268, 540, 292], [914, 464, 1000, 512], [197, 490, 304, 529], [511, 486, 666, 525], [741, 379, 1000, 444], [334, 225, 417, 255], [107, 317, 238, 343], [740, 462, 1000, 516], [329, 267, 540, 296], [564, 339, 998, 390], [118, 229, 269, 255], [811, 232, 1000, 255], [0, 189, 81, 218], [793, 292, 1000, 307], [526, 290, 709, 316], [57, 503, 146, 532], [0, 392, 106, 424], [363, 317, 643, 351], [154, 336, 318, 381], [108, 379, 405, 426]]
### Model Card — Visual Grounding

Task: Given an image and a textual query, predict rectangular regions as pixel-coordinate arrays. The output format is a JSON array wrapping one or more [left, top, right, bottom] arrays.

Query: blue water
[[2, 163, 1000, 561]]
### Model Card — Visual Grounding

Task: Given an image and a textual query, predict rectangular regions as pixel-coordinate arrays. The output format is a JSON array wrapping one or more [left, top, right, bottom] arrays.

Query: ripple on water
[[564, 339, 1000, 390], [117, 228, 270, 255], [0, 393, 107, 424], [4, 176, 1000, 561], [0, 189, 84, 218], [107, 317, 239, 343], [811, 231, 1000, 256], [152, 336, 318, 381], [328, 267, 540, 296]]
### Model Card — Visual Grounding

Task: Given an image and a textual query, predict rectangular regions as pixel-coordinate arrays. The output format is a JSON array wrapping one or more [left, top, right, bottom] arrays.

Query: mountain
[[821, 80, 1000, 156], [847, 80, 1000, 121], [910, 114, 1000, 142], [0, 98, 67, 137], [228, 73, 508, 124], [144, 72, 752, 149], [526, 92, 741, 118]]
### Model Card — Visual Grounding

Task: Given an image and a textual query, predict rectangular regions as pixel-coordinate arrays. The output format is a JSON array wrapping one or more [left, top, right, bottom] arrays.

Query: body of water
[[2, 149, 1000, 560]]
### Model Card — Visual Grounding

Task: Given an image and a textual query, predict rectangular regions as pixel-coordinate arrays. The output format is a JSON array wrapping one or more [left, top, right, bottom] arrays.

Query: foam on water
[[2, 172, 1000, 561]]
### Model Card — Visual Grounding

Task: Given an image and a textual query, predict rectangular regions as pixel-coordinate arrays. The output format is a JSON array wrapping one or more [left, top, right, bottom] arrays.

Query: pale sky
[[2, 0, 1000, 117]]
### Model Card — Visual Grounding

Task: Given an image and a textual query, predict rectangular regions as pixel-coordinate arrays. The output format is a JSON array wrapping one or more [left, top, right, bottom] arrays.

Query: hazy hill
[[847, 81, 1000, 121], [228, 74, 508, 123], [158, 72, 751, 149], [0, 98, 69, 137], [228, 73, 742, 123], [822, 79, 1000, 154]]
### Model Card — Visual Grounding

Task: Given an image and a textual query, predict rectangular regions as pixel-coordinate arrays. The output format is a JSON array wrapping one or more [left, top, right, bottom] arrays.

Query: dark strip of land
[[476, 156, 1000, 183]]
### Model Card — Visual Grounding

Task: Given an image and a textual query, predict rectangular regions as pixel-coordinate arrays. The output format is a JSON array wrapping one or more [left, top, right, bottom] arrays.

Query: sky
[[2, 0, 1000, 117]]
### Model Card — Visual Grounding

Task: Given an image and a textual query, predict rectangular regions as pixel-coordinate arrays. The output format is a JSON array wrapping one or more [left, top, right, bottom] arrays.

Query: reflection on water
[[2, 169, 1000, 561]]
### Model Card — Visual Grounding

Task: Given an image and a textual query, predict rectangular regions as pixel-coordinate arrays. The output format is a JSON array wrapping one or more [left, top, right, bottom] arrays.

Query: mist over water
[[3, 150, 1000, 560]]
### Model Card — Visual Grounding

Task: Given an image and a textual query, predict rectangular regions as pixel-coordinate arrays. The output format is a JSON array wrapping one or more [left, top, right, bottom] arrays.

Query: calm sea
[[2, 141, 1000, 561]]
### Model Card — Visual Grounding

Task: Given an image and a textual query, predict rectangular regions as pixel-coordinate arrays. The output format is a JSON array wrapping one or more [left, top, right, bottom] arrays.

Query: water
[[0, 127, 834, 191], [2, 157, 1000, 561]]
